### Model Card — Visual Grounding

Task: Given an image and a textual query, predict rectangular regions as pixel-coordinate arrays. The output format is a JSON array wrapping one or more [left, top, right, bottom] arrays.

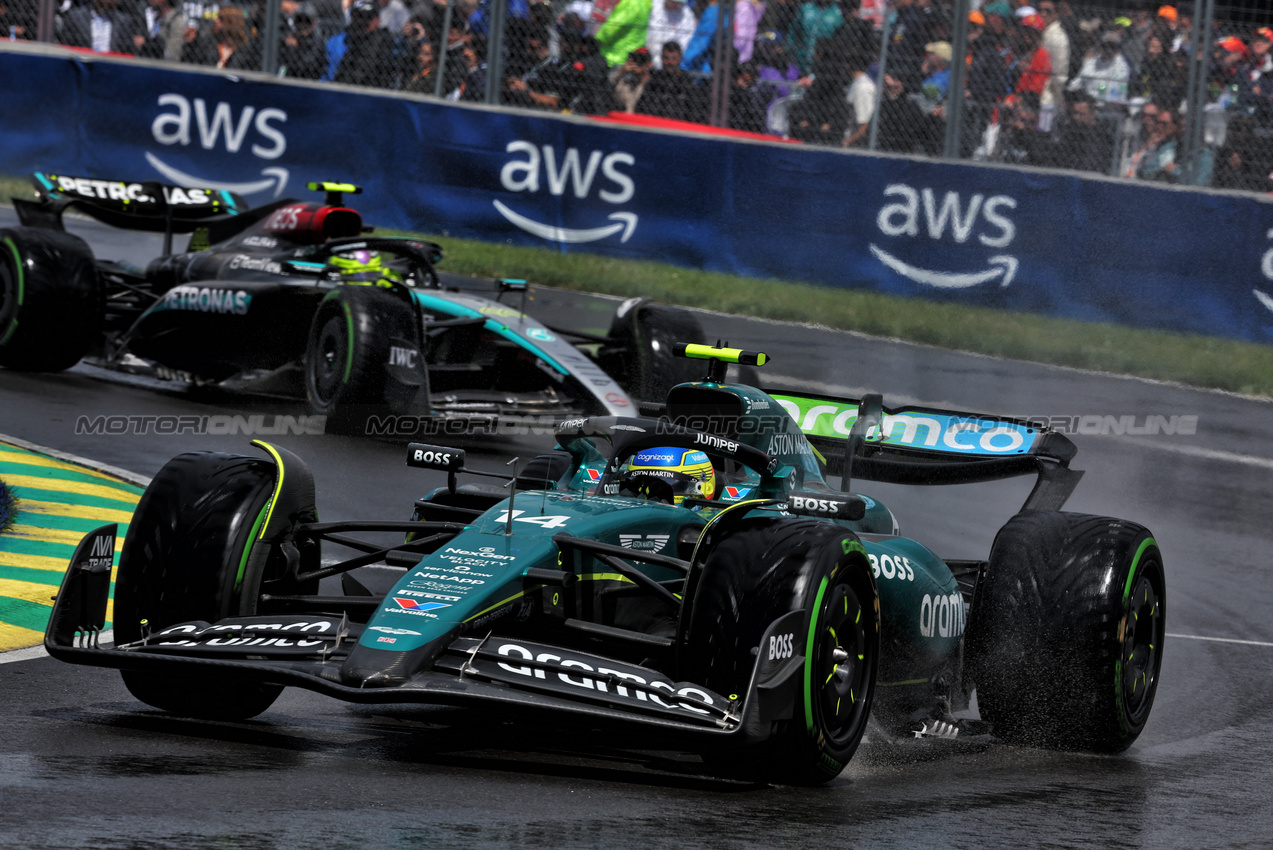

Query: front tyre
[[114, 452, 285, 720], [680, 517, 878, 785], [0, 228, 99, 371], [599, 298, 704, 402], [305, 286, 418, 434], [965, 511, 1166, 752]]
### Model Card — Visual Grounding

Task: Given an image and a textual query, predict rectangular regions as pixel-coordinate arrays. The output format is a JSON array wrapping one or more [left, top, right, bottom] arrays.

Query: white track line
[[1166, 632, 1273, 648], [1132, 444, 1273, 471], [0, 431, 152, 487]]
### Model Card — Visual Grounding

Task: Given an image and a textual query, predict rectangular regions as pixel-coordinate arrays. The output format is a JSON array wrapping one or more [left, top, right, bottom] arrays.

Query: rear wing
[[768, 390, 1082, 512], [13, 173, 248, 248]]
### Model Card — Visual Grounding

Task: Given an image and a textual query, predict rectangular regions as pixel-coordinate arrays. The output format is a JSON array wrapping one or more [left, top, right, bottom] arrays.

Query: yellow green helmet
[[328, 250, 401, 288], [620, 447, 716, 505]]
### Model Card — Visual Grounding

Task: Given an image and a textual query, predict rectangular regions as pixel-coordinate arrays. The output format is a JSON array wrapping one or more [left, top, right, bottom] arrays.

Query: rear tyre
[[600, 298, 704, 403], [305, 286, 417, 434], [680, 517, 878, 785], [965, 511, 1166, 752], [0, 228, 99, 371], [114, 452, 285, 720]]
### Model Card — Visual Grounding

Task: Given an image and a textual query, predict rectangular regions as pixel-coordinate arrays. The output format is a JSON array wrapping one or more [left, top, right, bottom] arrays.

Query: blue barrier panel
[[3, 46, 1273, 344]]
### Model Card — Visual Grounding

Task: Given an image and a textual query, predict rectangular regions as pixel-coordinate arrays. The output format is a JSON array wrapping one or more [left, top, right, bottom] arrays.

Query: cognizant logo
[[496, 141, 639, 244], [147, 93, 291, 197]]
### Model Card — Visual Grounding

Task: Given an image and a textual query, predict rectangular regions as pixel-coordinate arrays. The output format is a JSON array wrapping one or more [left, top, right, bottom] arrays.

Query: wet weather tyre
[[964, 511, 1165, 752], [681, 517, 878, 785], [113, 452, 284, 720], [601, 299, 704, 402], [0, 228, 99, 371], [304, 286, 417, 434]]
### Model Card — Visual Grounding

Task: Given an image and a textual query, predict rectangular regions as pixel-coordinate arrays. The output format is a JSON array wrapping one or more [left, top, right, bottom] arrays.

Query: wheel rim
[[310, 313, 348, 406], [1121, 565, 1164, 723], [812, 583, 871, 747]]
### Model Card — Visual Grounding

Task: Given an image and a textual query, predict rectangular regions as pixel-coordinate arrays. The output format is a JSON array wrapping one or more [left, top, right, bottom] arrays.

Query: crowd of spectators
[[9, 0, 1273, 191]]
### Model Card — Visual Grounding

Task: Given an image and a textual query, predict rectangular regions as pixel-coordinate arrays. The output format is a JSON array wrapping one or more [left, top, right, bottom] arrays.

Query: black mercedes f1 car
[[0, 173, 704, 431]]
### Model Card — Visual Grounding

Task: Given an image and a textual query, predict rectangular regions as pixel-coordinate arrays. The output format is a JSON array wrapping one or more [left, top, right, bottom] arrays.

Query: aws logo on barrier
[[870, 184, 1019, 289], [497, 141, 638, 244], [1256, 228, 1273, 316], [147, 94, 290, 197]]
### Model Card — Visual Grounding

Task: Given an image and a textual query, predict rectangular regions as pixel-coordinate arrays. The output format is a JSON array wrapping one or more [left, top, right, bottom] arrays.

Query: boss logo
[[768, 632, 794, 661], [406, 443, 464, 470], [788, 494, 859, 519]]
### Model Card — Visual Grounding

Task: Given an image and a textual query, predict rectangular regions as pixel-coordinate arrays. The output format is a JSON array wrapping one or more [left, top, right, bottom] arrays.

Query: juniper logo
[[497, 141, 639, 244], [871, 184, 1019, 289], [148, 93, 290, 196]]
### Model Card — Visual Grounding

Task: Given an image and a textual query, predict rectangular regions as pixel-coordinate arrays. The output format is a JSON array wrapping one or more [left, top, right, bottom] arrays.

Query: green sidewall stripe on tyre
[[342, 301, 355, 383], [235, 502, 271, 593], [0, 441, 144, 652], [1115, 536, 1160, 728], [1122, 538, 1158, 601], [1, 237, 24, 346], [803, 575, 830, 733]]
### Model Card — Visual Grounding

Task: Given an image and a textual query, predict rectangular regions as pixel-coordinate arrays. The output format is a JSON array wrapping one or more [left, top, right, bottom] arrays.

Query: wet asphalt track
[[2, 210, 1273, 848]]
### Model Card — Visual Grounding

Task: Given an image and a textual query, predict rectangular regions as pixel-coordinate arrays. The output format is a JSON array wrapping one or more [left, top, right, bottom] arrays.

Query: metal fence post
[[1182, 0, 1216, 184], [261, 0, 281, 75], [36, 0, 54, 42], [709, 0, 733, 127], [435, 0, 456, 98], [866, 4, 893, 152], [943, 0, 971, 159], [485, 0, 507, 105]]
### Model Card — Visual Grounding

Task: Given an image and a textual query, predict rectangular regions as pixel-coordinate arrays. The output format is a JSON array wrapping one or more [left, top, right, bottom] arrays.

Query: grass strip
[[413, 232, 1273, 398]]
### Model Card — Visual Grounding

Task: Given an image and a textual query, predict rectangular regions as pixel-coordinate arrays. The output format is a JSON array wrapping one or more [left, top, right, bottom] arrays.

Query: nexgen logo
[[495, 141, 639, 244]]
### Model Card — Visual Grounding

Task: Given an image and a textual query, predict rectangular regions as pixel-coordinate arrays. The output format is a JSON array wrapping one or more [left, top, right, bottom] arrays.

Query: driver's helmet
[[328, 250, 401, 288], [620, 447, 716, 505]]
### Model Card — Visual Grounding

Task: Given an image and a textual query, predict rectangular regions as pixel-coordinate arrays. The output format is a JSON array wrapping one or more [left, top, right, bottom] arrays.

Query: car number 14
[[493, 510, 570, 529]]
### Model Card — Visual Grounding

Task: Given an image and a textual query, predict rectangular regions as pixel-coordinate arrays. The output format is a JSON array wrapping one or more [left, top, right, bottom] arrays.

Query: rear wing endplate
[[768, 390, 1083, 512], [15, 173, 248, 247]]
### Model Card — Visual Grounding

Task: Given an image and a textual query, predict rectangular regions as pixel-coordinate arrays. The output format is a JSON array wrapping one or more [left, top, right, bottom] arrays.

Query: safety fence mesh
[[11, 0, 1272, 191]]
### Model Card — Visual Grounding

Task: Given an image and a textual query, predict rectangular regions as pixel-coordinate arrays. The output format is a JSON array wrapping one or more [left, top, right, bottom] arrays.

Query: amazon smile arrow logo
[[146, 153, 289, 197], [494, 201, 638, 244], [870, 244, 1018, 289]]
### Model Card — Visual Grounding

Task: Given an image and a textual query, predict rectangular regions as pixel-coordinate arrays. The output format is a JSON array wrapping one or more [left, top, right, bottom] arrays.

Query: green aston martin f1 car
[[45, 344, 1165, 785]]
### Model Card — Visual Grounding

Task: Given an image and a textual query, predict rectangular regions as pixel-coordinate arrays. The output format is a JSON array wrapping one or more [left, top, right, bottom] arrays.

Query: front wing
[[45, 525, 802, 742]]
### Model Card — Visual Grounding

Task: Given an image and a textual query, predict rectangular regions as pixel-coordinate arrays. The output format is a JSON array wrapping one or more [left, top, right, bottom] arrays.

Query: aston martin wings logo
[[618, 534, 670, 551], [494, 201, 638, 244]]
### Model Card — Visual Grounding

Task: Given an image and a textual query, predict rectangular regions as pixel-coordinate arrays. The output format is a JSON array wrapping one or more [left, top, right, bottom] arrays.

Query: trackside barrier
[[3, 43, 1273, 344]]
